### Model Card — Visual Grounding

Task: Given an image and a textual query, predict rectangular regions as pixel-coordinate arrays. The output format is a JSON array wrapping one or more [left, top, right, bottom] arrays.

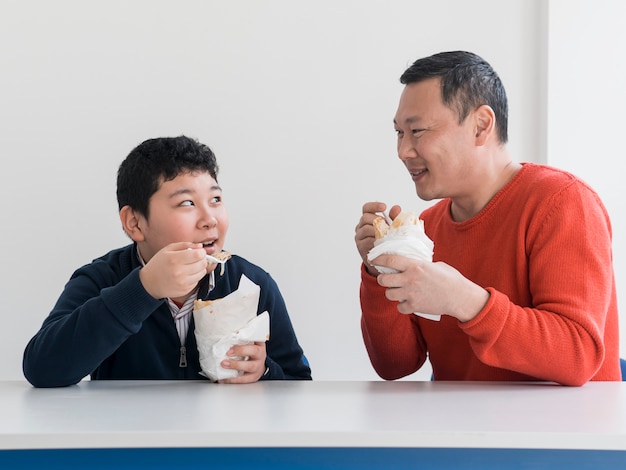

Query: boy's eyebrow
[[168, 185, 222, 198]]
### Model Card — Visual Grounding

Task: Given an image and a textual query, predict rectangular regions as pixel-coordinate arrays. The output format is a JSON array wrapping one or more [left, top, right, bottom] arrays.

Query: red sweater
[[360, 163, 620, 385]]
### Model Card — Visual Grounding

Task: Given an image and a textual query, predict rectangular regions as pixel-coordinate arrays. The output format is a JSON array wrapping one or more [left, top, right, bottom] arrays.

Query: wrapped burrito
[[367, 211, 440, 321], [193, 274, 270, 381]]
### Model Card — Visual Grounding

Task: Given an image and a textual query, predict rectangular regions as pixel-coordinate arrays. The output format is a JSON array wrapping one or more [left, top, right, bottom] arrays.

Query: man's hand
[[354, 202, 402, 276], [139, 242, 207, 300], [372, 254, 490, 322], [218, 342, 268, 384]]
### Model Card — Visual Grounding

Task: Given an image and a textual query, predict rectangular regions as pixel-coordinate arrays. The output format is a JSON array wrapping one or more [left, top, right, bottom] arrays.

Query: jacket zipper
[[179, 346, 187, 368]]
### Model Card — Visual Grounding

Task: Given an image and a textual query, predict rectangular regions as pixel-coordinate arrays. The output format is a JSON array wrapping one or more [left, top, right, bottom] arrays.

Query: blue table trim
[[1, 447, 625, 469]]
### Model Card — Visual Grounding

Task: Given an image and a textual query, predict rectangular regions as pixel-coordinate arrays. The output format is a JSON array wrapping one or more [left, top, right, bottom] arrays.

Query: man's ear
[[473, 104, 496, 146], [119, 205, 146, 242]]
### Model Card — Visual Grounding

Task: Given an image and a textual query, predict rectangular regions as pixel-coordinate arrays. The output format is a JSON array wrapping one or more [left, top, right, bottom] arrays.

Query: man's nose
[[398, 136, 416, 161]]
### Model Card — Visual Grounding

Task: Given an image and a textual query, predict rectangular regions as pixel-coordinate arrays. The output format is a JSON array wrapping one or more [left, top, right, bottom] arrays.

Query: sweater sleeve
[[458, 181, 616, 386], [360, 264, 427, 380], [23, 264, 163, 387]]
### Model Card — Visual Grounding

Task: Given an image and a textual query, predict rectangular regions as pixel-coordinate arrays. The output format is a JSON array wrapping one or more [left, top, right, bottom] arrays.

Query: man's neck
[[450, 159, 521, 222]]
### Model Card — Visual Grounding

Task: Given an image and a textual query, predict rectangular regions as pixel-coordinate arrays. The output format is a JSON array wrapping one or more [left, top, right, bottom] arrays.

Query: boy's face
[[135, 171, 229, 263]]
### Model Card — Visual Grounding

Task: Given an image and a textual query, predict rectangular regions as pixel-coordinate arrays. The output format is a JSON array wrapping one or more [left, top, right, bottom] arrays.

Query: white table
[[1, 380, 625, 469]]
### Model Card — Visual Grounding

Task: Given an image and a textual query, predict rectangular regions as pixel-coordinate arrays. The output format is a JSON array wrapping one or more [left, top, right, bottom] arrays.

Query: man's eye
[[211, 196, 222, 204], [395, 130, 404, 137], [180, 200, 194, 207]]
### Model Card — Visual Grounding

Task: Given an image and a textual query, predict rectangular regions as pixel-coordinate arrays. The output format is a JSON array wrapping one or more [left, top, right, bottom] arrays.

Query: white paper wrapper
[[367, 216, 440, 321], [193, 275, 270, 381]]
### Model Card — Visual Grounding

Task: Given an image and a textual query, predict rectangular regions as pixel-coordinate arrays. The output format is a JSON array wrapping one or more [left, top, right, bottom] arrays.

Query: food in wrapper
[[367, 210, 440, 321], [193, 275, 270, 380]]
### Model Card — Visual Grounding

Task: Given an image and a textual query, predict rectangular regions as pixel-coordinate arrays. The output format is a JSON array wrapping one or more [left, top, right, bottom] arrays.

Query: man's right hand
[[355, 202, 401, 276]]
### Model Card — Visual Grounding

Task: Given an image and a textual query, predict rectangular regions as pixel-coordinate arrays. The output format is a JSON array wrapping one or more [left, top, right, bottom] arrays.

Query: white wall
[[1, 0, 593, 382], [546, 0, 626, 361]]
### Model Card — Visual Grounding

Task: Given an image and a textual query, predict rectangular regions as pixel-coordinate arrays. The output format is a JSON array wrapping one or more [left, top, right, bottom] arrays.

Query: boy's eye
[[180, 200, 194, 207], [211, 196, 222, 204]]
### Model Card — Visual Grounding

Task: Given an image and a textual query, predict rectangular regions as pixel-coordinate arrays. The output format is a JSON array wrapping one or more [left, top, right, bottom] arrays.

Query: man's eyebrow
[[394, 116, 421, 126]]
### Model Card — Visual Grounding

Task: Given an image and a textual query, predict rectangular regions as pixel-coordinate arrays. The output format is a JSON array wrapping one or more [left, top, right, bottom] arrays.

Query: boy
[[23, 136, 311, 387]]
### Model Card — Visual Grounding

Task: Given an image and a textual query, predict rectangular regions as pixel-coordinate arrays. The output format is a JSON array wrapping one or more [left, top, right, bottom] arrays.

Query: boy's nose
[[201, 214, 218, 229]]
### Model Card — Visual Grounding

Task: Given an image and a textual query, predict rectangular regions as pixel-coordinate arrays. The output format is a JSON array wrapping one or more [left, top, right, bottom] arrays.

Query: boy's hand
[[139, 242, 207, 300], [218, 342, 268, 384]]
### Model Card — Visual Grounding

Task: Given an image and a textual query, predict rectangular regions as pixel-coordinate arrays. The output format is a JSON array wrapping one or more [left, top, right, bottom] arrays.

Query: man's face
[[393, 78, 478, 201], [136, 171, 229, 264]]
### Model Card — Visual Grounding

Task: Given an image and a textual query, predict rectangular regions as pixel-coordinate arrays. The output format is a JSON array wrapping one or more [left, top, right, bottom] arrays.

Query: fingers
[[356, 202, 387, 230], [139, 242, 207, 300], [374, 260, 486, 320], [362, 201, 387, 215], [375, 255, 422, 307], [218, 342, 267, 384], [389, 204, 403, 220], [354, 202, 405, 276], [355, 202, 388, 270], [151, 242, 207, 269], [169, 241, 206, 263], [169, 241, 204, 251], [370, 253, 406, 276]]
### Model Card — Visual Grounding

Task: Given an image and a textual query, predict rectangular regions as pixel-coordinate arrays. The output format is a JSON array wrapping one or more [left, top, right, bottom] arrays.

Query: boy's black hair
[[400, 51, 508, 144], [116, 136, 219, 218]]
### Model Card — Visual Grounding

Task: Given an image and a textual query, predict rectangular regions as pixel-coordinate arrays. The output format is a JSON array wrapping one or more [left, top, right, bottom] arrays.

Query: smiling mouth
[[410, 169, 427, 178], [201, 241, 218, 252]]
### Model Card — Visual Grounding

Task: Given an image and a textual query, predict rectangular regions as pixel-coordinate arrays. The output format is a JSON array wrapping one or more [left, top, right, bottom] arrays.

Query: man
[[354, 51, 620, 386]]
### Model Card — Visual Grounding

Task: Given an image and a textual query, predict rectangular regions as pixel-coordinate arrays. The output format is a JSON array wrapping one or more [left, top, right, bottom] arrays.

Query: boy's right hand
[[139, 242, 207, 300]]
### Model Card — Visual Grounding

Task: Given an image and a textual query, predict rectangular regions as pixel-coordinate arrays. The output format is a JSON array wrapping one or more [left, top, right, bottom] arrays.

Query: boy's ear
[[473, 104, 496, 146], [119, 206, 146, 242]]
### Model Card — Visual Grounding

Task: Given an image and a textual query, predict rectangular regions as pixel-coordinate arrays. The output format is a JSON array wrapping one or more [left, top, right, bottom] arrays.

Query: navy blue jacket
[[23, 244, 311, 387]]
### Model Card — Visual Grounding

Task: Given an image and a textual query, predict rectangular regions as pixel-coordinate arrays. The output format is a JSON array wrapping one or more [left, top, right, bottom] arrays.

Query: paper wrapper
[[193, 275, 270, 381], [367, 213, 440, 321]]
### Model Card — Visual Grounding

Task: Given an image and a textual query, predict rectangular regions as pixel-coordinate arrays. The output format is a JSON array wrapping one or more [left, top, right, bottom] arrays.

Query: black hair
[[400, 51, 508, 143], [116, 136, 219, 218]]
